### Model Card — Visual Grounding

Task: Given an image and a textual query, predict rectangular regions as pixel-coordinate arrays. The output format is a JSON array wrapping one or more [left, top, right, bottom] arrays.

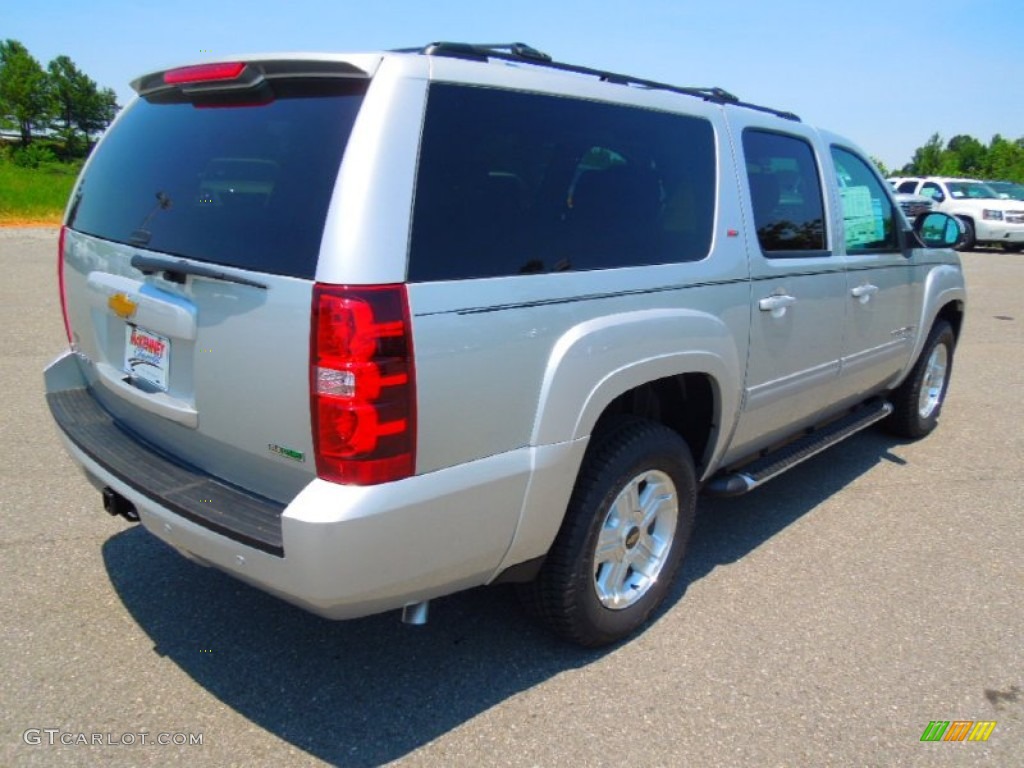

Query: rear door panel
[[725, 117, 847, 456]]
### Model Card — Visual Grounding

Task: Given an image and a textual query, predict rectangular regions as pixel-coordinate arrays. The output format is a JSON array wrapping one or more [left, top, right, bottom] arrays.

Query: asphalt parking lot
[[1, 226, 1021, 767]]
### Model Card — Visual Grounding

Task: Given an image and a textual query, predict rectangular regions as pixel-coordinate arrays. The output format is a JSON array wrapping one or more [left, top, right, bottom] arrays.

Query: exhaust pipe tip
[[401, 601, 429, 626], [102, 487, 139, 523]]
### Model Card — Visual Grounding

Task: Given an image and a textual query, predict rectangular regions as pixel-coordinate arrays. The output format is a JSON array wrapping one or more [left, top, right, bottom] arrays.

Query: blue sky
[[3, 0, 1021, 169]]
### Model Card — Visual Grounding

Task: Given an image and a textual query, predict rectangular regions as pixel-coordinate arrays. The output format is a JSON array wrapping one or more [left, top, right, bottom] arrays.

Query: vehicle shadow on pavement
[[102, 426, 905, 767], [102, 531, 603, 766], [666, 426, 907, 609]]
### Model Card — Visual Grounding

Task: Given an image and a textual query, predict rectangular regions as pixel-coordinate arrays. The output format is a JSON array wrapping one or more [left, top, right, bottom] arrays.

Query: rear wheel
[[886, 320, 955, 439], [520, 419, 696, 646]]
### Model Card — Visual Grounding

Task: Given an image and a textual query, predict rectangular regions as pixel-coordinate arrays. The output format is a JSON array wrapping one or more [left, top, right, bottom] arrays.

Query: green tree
[[869, 156, 890, 177], [941, 134, 987, 177], [77, 86, 118, 149], [48, 54, 91, 154], [0, 39, 52, 144], [984, 135, 1024, 181], [48, 55, 119, 153], [898, 132, 1024, 183], [904, 133, 944, 175]]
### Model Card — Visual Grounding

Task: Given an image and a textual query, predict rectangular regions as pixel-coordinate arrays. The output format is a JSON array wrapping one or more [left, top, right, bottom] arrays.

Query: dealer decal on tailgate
[[124, 325, 170, 391]]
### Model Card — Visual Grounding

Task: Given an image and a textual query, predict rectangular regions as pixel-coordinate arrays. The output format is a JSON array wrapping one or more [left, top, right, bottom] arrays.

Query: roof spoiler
[[132, 58, 369, 97]]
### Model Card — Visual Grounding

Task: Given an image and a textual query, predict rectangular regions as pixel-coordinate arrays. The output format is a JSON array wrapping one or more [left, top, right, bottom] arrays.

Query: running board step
[[704, 400, 893, 497]]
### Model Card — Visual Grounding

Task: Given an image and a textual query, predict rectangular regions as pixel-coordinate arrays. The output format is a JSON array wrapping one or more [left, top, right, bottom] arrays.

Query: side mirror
[[913, 211, 961, 248]]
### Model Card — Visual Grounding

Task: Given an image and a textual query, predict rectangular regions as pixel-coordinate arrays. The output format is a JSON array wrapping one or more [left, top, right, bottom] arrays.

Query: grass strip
[[0, 160, 79, 225]]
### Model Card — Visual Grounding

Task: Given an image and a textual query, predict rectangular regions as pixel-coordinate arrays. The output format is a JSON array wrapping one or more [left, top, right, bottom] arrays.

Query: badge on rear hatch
[[108, 292, 138, 319]]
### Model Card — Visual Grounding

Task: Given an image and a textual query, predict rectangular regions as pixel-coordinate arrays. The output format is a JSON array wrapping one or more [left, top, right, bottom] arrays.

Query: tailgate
[[62, 230, 315, 503], [56, 60, 371, 503]]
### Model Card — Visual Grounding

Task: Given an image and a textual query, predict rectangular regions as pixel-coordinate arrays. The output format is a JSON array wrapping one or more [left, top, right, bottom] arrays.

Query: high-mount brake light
[[164, 61, 246, 85], [311, 284, 416, 485], [57, 225, 73, 347]]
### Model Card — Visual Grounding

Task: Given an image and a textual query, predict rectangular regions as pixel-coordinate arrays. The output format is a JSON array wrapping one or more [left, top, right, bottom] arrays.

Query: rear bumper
[[45, 350, 532, 619], [48, 385, 286, 554]]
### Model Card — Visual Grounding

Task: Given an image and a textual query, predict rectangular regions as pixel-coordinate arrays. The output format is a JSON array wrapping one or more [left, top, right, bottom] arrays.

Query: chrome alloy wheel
[[918, 343, 948, 419], [593, 469, 678, 610]]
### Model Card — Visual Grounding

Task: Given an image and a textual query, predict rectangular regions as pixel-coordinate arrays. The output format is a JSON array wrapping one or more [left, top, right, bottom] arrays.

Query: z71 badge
[[268, 444, 305, 462]]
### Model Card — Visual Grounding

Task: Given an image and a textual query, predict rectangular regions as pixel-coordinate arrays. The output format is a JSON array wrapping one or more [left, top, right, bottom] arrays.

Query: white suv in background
[[890, 176, 1024, 252]]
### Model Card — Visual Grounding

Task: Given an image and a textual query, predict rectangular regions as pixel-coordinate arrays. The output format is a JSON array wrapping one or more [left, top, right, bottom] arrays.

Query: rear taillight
[[311, 284, 416, 485], [57, 225, 73, 347]]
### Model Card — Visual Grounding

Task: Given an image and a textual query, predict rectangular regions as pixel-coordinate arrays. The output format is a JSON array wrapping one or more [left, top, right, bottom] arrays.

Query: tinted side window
[[68, 80, 366, 279], [920, 182, 944, 201], [409, 85, 716, 281], [896, 180, 918, 193], [742, 130, 827, 256], [831, 147, 897, 253]]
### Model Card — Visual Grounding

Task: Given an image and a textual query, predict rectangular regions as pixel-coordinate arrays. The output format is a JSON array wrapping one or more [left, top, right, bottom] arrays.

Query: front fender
[[899, 262, 966, 383]]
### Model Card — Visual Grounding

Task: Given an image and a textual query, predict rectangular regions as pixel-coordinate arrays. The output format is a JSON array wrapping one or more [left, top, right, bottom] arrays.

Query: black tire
[[956, 218, 976, 251], [520, 419, 697, 647], [1004, 243, 1023, 253], [886, 320, 955, 439]]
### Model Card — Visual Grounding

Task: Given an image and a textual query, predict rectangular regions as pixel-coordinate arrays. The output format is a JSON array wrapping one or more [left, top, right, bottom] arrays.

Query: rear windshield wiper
[[130, 254, 268, 290]]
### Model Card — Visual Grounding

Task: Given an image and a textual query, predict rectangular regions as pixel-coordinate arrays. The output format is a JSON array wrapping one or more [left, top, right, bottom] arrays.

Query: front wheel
[[886, 320, 956, 439], [520, 419, 697, 646], [956, 218, 976, 251]]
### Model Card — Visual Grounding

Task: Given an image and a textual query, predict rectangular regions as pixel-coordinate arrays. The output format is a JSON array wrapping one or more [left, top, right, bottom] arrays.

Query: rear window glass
[[409, 84, 716, 281], [68, 79, 366, 279]]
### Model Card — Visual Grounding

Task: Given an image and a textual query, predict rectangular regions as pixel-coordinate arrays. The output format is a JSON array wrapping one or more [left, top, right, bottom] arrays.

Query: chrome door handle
[[850, 283, 879, 303], [758, 294, 797, 318]]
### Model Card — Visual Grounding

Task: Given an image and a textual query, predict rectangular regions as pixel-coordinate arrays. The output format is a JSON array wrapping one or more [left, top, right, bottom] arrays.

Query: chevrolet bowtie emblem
[[108, 292, 138, 320]]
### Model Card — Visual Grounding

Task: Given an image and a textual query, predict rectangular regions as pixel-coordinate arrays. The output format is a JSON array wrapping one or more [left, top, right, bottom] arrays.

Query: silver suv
[[46, 43, 965, 646]]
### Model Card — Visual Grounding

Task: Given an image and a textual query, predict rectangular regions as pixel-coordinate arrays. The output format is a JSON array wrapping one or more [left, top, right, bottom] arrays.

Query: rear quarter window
[[409, 84, 716, 281], [68, 79, 367, 279]]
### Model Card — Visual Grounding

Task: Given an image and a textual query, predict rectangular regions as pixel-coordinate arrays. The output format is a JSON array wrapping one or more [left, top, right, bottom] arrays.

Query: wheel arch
[[492, 310, 742, 581], [899, 266, 965, 385], [529, 308, 742, 455], [935, 298, 965, 342], [589, 372, 718, 475]]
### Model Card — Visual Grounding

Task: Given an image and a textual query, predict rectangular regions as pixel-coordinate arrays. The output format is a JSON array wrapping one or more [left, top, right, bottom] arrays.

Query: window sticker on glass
[[840, 186, 882, 247]]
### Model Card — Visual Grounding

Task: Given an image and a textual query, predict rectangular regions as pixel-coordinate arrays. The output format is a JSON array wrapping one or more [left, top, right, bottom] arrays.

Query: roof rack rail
[[400, 41, 800, 122]]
